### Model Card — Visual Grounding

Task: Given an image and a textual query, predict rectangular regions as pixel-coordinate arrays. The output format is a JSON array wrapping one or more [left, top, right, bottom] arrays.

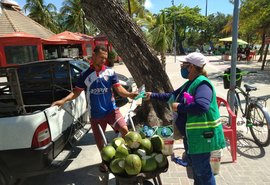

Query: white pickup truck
[[0, 60, 90, 185]]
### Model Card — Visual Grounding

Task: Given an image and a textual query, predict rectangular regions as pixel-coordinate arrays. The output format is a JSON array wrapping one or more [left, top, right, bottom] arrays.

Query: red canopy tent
[[44, 31, 95, 58], [0, 32, 44, 66]]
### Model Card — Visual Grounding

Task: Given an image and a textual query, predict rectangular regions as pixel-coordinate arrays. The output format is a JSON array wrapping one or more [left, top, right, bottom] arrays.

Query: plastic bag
[[134, 84, 146, 100]]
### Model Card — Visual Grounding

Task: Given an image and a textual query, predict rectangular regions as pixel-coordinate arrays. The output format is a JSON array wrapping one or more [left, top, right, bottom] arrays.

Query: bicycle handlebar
[[222, 70, 257, 81]]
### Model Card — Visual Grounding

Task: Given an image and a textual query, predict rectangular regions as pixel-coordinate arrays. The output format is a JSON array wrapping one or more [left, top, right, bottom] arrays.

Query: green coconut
[[109, 158, 126, 175], [151, 152, 158, 158], [139, 138, 153, 155], [124, 131, 142, 149], [115, 144, 130, 158], [101, 145, 116, 162], [112, 137, 125, 149], [134, 148, 147, 158], [139, 130, 146, 139], [124, 154, 142, 176], [141, 155, 157, 172], [150, 135, 164, 152], [154, 153, 168, 168]]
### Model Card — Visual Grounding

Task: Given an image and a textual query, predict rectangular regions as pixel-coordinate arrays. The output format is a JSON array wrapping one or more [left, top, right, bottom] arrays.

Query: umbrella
[[219, 37, 248, 45]]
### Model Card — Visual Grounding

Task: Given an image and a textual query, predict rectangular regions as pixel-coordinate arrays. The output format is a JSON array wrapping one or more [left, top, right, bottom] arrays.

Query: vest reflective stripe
[[186, 119, 221, 130]]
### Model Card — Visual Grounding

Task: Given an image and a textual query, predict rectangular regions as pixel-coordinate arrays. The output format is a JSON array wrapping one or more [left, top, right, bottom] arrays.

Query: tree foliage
[[239, 0, 270, 67], [162, 5, 207, 54], [60, 0, 99, 35], [240, 0, 270, 41], [23, 0, 58, 32], [147, 12, 172, 70]]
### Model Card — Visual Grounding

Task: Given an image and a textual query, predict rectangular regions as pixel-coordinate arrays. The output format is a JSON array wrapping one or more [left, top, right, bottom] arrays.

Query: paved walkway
[[113, 56, 270, 185], [21, 55, 270, 185]]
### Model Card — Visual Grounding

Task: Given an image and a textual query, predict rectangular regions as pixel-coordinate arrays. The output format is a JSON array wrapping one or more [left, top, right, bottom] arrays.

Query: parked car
[[16, 58, 133, 108], [0, 60, 90, 185], [0, 59, 133, 184]]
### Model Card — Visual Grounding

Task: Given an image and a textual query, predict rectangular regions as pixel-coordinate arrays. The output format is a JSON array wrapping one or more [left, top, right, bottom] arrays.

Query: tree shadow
[[76, 130, 119, 147], [208, 64, 270, 86], [20, 163, 109, 185]]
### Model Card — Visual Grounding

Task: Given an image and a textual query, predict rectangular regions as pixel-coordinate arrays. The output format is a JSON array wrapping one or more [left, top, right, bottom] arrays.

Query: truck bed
[[0, 61, 74, 117]]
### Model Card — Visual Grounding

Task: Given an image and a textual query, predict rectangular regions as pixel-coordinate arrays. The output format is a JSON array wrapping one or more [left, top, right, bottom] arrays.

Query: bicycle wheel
[[248, 103, 270, 147], [226, 90, 239, 116]]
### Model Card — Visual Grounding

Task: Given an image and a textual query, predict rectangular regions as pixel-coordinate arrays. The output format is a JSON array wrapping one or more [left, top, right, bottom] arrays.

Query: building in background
[[0, 0, 96, 66]]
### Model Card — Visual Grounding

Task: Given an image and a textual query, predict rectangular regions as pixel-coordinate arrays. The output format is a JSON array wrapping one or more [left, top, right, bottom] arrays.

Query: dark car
[[17, 58, 133, 109]]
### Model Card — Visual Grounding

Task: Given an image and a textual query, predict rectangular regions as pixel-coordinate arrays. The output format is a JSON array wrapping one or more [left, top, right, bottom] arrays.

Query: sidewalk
[[113, 55, 270, 185], [20, 55, 270, 185]]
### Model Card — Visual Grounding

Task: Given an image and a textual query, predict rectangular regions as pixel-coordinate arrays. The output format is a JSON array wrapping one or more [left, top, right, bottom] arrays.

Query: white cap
[[180, 52, 208, 67]]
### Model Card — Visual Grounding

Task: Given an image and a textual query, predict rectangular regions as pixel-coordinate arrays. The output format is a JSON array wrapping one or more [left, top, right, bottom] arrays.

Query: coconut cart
[[98, 96, 169, 185], [98, 123, 169, 185]]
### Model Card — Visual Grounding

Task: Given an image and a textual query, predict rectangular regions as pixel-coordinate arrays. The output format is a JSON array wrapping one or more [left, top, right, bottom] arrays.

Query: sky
[[14, 0, 234, 16]]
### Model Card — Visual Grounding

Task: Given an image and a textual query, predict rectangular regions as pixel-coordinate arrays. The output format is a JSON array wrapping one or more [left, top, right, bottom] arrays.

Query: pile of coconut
[[101, 131, 168, 176]]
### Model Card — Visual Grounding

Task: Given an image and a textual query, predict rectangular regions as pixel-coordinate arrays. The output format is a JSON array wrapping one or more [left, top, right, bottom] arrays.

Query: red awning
[[0, 31, 42, 45], [0, 31, 40, 39], [75, 32, 94, 40], [42, 38, 69, 45], [48, 31, 83, 41]]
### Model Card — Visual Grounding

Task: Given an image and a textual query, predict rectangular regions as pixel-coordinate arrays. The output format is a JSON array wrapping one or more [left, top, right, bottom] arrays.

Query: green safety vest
[[184, 75, 226, 154]]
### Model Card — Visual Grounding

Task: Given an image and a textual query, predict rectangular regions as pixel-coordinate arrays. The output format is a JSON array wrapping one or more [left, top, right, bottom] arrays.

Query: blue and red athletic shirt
[[75, 63, 120, 119]]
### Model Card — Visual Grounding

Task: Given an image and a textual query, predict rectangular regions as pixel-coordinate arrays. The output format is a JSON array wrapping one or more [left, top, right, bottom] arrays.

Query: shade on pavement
[[219, 36, 248, 44]]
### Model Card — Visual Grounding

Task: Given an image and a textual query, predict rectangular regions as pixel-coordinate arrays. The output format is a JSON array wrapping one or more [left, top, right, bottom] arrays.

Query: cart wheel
[[143, 180, 154, 185]]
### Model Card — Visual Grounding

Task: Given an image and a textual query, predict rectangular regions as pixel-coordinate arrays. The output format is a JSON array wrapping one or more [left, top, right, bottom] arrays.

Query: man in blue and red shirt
[[52, 45, 138, 171]]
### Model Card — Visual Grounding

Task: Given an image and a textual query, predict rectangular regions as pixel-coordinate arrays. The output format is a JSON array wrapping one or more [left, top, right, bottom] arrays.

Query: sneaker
[[172, 156, 188, 167]]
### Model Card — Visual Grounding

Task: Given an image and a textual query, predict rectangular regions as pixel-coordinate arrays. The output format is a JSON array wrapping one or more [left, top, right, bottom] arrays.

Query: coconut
[[101, 145, 116, 162], [109, 158, 126, 175], [112, 137, 125, 149], [139, 138, 153, 155], [139, 130, 146, 139], [134, 148, 147, 158], [151, 152, 158, 158], [124, 131, 142, 149], [150, 135, 164, 152], [115, 144, 130, 158], [141, 155, 157, 172], [124, 154, 142, 176], [154, 153, 168, 168]]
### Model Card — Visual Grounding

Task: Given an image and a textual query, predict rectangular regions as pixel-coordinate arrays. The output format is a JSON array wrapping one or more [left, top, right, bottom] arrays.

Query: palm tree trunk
[[82, 0, 174, 126], [261, 44, 269, 71], [160, 52, 166, 70], [258, 32, 266, 62]]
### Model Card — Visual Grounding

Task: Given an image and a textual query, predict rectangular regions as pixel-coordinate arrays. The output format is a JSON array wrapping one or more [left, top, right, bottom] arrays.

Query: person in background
[[237, 46, 243, 61], [244, 45, 251, 61], [52, 45, 138, 172], [145, 52, 225, 185]]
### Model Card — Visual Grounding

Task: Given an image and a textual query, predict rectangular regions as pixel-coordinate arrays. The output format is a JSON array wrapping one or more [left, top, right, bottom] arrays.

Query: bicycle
[[223, 69, 270, 147]]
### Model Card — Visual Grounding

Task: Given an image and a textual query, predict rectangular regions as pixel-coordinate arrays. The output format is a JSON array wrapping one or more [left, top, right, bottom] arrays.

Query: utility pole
[[172, 0, 176, 63], [205, 0, 208, 16], [229, 0, 240, 112]]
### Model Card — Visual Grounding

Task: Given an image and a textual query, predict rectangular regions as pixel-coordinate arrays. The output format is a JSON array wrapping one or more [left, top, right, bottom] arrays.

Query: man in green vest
[[146, 52, 225, 185]]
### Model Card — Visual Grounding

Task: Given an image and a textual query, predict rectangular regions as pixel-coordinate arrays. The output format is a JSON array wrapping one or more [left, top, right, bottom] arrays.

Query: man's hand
[[128, 92, 139, 99], [51, 99, 66, 107]]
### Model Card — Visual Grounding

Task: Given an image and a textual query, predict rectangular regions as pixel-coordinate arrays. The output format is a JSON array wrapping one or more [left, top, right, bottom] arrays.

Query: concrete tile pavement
[[113, 56, 270, 185], [21, 55, 270, 185]]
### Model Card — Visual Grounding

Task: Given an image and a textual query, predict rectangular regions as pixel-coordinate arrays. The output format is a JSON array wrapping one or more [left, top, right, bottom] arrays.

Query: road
[[20, 55, 270, 185]]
